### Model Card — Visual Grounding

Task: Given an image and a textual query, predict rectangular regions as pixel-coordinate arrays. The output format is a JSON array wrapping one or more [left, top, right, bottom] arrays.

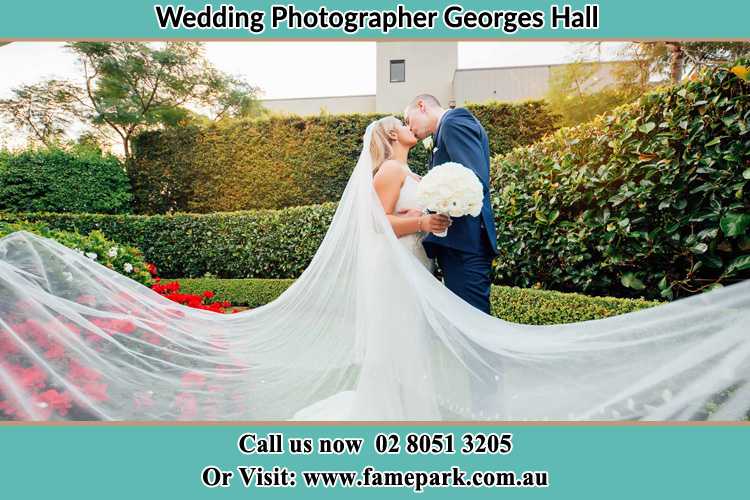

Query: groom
[[405, 95, 502, 417], [404, 94, 499, 314]]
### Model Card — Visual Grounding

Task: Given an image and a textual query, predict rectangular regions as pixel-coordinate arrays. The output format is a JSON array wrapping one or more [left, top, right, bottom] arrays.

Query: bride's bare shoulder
[[373, 160, 407, 186]]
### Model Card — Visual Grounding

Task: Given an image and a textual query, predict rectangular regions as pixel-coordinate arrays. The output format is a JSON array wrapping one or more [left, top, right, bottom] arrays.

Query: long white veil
[[1, 122, 749, 421]]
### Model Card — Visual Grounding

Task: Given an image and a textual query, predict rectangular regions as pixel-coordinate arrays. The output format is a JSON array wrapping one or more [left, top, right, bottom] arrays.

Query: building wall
[[375, 42, 457, 114], [454, 62, 620, 105], [261, 94, 376, 116], [260, 43, 622, 116]]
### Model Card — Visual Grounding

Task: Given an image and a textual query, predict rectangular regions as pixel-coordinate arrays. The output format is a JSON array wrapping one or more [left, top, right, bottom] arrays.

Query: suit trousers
[[434, 241, 501, 417]]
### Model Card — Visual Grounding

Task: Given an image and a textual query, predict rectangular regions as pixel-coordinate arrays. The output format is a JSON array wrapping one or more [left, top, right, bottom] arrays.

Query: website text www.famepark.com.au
[[230, 465, 549, 493]]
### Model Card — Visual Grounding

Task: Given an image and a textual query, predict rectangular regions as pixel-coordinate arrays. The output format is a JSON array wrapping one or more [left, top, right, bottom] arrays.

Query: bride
[[1, 117, 749, 421]]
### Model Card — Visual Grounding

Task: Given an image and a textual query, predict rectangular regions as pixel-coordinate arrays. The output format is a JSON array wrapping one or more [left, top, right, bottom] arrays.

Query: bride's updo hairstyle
[[370, 116, 401, 174]]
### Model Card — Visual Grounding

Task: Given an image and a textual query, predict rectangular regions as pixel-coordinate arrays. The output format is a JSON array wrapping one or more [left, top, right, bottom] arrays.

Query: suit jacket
[[422, 107, 499, 258]]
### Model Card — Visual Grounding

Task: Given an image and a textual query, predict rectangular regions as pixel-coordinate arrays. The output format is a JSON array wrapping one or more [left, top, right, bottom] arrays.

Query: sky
[[0, 41, 627, 149], [0, 41, 627, 100]]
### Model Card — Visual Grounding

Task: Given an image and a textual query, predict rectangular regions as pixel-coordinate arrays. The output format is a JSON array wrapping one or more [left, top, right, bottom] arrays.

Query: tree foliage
[[0, 42, 263, 157]]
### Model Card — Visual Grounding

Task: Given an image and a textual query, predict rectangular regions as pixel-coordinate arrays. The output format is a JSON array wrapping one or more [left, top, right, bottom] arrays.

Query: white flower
[[107, 246, 119, 258], [415, 162, 484, 218], [422, 136, 433, 151], [85, 252, 98, 260], [123, 262, 133, 273]]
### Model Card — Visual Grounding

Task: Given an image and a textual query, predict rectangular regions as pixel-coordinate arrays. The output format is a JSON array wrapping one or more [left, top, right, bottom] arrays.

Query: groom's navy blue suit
[[422, 107, 502, 417], [422, 107, 498, 314]]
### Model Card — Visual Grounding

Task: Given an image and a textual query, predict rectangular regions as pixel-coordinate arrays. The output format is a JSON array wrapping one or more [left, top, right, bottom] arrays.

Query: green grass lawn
[[163, 278, 663, 325]]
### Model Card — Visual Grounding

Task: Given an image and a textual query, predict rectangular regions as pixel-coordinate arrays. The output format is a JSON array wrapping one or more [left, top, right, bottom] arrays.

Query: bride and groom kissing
[[372, 93, 499, 315], [2, 90, 749, 422]]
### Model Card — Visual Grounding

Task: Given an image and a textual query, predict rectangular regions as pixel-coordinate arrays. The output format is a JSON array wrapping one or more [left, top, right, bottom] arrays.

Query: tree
[[63, 42, 265, 157], [0, 80, 83, 147], [545, 61, 646, 126], [618, 42, 750, 84], [0, 42, 264, 157]]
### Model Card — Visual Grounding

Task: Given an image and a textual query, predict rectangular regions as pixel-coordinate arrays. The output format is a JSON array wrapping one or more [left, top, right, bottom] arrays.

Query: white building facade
[[261, 41, 618, 116]]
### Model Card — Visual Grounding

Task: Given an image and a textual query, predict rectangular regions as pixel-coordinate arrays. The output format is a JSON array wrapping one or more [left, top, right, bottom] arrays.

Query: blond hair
[[369, 116, 401, 174]]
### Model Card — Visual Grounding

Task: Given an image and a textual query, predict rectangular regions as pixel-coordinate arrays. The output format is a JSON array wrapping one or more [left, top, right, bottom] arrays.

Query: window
[[390, 59, 405, 83]]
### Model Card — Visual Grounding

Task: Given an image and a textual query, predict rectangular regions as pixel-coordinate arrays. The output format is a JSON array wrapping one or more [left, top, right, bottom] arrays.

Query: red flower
[[37, 389, 73, 416], [76, 295, 97, 306], [43, 342, 66, 361], [10, 364, 48, 390], [142, 332, 162, 345], [0, 332, 21, 355], [63, 322, 82, 336], [181, 371, 206, 388], [0, 399, 24, 418], [147, 263, 158, 277], [68, 360, 102, 383], [113, 319, 136, 334], [203, 290, 215, 299], [82, 381, 108, 402], [115, 291, 137, 305]]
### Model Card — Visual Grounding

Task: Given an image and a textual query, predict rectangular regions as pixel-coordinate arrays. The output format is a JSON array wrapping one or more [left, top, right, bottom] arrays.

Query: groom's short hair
[[406, 94, 442, 112]]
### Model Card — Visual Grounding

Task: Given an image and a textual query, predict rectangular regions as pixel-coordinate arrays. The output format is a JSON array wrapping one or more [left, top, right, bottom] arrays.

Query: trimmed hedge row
[[3, 64, 746, 300], [491, 62, 750, 300], [0, 204, 337, 279], [0, 147, 132, 214], [128, 101, 559, 213], [165, 278, 662, 325], [0, 221, 153, 286]]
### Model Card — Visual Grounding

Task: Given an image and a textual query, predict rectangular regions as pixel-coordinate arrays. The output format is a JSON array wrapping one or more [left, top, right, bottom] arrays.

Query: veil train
[[1, 122, 749, 421]]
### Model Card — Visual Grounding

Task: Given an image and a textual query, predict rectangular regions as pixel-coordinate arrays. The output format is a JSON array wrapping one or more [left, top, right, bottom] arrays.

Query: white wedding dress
[[1, 121, 749, 421], [292, 167, 436, 420]]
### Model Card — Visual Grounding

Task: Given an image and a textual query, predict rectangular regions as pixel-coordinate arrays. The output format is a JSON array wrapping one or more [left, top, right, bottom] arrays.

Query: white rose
[[422, 136, 434, 151], [85, 252, 98, 260], [415, 161, 484, 219], [123, 263, 133, 273], [107, 246, 118, 258]]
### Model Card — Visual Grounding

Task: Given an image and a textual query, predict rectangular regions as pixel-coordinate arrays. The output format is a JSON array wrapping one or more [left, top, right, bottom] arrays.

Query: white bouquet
[[415, 162, 483, 237]]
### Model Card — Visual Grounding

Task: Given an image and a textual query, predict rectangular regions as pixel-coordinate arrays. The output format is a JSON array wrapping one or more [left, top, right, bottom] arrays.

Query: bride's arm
[[373, 161, 450, 237], [373, 161, 423, 237]]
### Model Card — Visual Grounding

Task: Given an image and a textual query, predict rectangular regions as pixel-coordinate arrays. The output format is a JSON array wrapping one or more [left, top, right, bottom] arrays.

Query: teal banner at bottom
[[1, 423, 747, 498]]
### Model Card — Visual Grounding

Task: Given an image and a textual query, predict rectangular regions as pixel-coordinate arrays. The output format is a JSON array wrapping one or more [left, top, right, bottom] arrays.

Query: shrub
[[0, 146, 132, 214], [0, 221, 153, 286], [167, 278, 296, 309], [164, 278, 662, 325], [491, 61, 750, 300], [4, 64, 746, 299], [128, 101, 559, 213], [0, 204, 337, 279]]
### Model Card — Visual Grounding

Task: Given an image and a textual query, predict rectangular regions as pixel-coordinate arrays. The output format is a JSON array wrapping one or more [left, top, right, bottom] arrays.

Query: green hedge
[[0, 146, 132, 214], [0, 221, 153, 286], [164, 278, 661, 325], [128, 101, 559, 213], [491, 62, 750, 300], [0, 204, 337, 279], [3, 64, 747, 299]]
